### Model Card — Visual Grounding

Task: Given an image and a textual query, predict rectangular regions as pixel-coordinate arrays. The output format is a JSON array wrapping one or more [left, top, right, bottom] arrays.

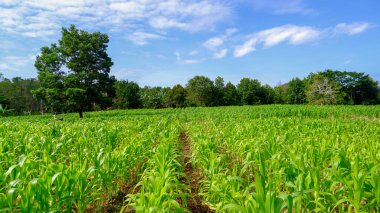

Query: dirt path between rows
[[179, 132, 213, 213], [102, 182, 139, 213]]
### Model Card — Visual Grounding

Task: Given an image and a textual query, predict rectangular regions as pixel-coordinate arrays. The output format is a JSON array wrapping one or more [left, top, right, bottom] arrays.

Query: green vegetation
[[1, 105, 379, 212], [0, 25, 379, 212], [0, 25, 379, 117], [33, 25, 115, 118]]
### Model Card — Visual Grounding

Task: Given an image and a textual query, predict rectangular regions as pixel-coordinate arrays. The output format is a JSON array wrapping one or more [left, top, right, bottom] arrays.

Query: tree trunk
[[79, 110, 83, 118]]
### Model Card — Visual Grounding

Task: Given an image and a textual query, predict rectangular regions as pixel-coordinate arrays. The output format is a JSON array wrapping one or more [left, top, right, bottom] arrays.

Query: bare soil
[[179, 132, 214, 213], [101, 183, 139, 213]]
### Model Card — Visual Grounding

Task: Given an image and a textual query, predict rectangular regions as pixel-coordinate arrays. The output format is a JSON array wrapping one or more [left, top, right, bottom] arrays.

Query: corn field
[[0, 105, 379, 212]]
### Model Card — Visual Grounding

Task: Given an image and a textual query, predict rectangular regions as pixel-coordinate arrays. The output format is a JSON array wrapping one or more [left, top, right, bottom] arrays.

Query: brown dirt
[[90, 157, 147, 213], [101, 183, 139, 213], [179, 132, 214, 213]]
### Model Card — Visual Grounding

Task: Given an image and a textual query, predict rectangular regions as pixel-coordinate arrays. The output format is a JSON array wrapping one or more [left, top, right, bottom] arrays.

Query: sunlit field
[[1, 105, 379, 212]]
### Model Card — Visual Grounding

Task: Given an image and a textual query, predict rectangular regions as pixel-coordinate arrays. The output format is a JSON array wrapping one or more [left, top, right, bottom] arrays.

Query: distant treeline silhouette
[[1, 69, 379, 116]]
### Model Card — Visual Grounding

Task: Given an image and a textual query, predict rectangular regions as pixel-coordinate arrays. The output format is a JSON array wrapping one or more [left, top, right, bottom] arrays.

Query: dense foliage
[[1, 69, 379, 117], [33, 25, 115, 118], [0, 26, 379, 117], [1, 105, 379, 212]]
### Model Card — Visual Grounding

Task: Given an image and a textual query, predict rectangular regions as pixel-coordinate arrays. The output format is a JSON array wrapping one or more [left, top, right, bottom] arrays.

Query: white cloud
[[149, 17, 189, 30], [214, 48, 228, 59], [344, 59, 352, 65], [234, 22, 371, 58], [225, 28, 238, 37], [203, 28, 238, 50], [247, 0, 316, 15], [0, 54, 36, 71], [175, 52, 203, 65], [234, 25, 321, 57], [0, 0, 21, 6], [202, 28, 238, 58], [334, 22, 371, 35], [127, 31, 164, 46], [189, 50, 200, 56], [0, 0, 231, 39], [0, 40, 16, 50], [257, 25, 321, 48], [234, 38, 258, 57], [203, 37, 224, 50]]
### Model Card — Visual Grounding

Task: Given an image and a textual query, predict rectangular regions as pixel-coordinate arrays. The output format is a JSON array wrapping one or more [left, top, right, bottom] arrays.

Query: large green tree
[[306, 74, 344, 105], [224, 82, 240, 106], [0, 77, 42, 114], [35, 25, 115, 118], [164, 84, 187, 108], [261, 84, 275, 104], [0, 73, 7, 106], [273, 84, 287, 104], [316, 70, 379, 104], [213, 76, 225, 106], [286, 78, 307, 104], [186, 76, 215, 106], [114, 80, 141, 109], [140, 86, 170, 109], [237, 78, 262, 105]]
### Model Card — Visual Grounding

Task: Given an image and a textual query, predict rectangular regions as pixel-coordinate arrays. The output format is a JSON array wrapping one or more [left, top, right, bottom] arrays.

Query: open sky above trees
[[0, 0, 380, 87]]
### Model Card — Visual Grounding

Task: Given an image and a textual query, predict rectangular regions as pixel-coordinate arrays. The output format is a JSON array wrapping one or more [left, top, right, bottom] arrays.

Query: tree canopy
[[237, 78, 263, 105], [306, 74, 344, 105], [114, 80, 141, 109], [34, 25, 115, 118], [186, 76, 215, 107], [287, 78, 307, 104], [310, 70, 379, 104]]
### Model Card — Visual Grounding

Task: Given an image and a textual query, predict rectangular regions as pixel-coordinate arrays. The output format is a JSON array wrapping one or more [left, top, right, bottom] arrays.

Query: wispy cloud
[[127, 31, 164, 46], [0, 40, 17, 50], [213, 48, 228, 59], [234, 22, 372, 57], [234, 38, 258, 58], [0, 54, 36, 71], [203, 37, 224, 50], [334, 22, 372, 35], [0, 0, 232, 40], [203, 28, 237, 59], [189, 50, 200, 56], [203, 28, 237, 50], [175, 52, 203, 65], [247, 0, 316, 15], [344, 59, 352, 65]]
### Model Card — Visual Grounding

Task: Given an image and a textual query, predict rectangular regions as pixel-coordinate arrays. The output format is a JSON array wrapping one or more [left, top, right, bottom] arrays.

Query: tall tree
[[214, 76, 225, 106], [355, 75, 379, 104], [114, 80, 141, 109], [35, 25, 115, 118], [261, 84, 275, 104], [306, 74, 344, 105], [186, 76, 215, 106], [287, 78, 307, 104], [0, 77, 42, 114], [165, 84, 187, 108], [237, 78, 262, 105], [273, 84, 287, 104], [224, 82, 240, 106], [316, 70, 379, 104], [0, 73, 7, 106], [140, 86, 170, 109]]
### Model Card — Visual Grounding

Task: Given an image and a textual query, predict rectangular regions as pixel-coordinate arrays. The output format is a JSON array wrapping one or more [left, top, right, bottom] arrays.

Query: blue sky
[[0, 0, 379, 87]]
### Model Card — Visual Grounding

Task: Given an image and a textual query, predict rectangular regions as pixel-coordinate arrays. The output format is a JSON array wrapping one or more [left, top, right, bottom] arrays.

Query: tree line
[[1, 70, 379, 117], [0, 25, 379, 117]]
